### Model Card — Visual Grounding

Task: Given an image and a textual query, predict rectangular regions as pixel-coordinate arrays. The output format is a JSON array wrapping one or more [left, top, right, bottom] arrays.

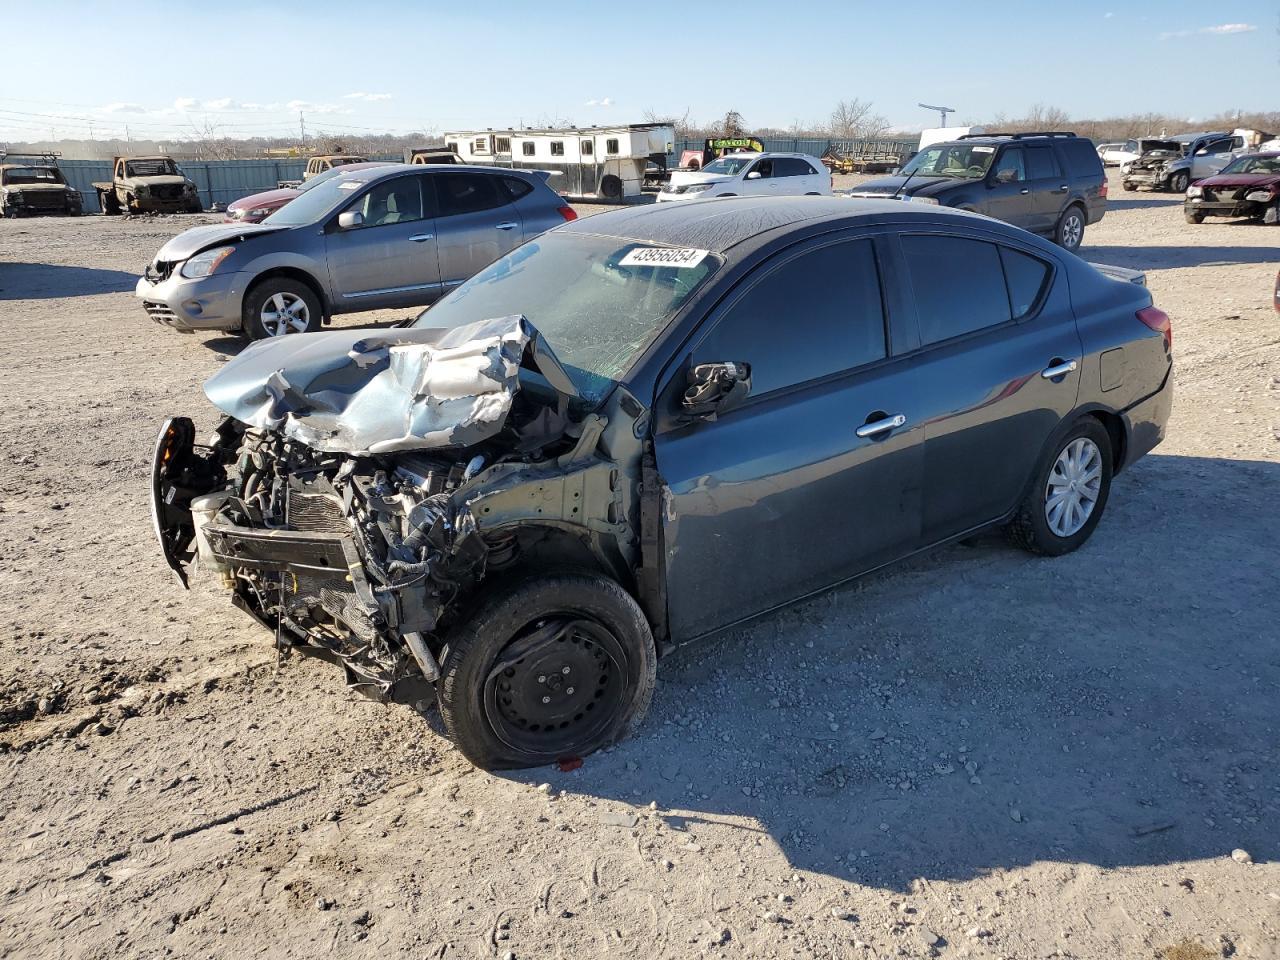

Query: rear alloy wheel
[[1008, 419, 1113, 556], [437, 572, 657, 769], [242, 278, 322, 339], [1167, 171, 1190, 193], [1055, 206, 1086, 252]]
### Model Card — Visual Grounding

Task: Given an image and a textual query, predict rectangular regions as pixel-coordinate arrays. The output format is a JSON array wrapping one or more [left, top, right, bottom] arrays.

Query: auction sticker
[[620, 247, 710, 268]]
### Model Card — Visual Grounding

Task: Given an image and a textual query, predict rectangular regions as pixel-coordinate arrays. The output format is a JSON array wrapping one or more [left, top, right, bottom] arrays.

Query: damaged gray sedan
[[152, 197, 1173, 769]]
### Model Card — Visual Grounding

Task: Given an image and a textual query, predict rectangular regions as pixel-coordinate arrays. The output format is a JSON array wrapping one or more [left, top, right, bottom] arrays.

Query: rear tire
[[241, 278, 322, 340], [1007, 418, 1113, 557], [598, 175, 622, 200], [437, 572, 657, 770], [100, 190, 121, 216], [1054, 205, 1086, 252]]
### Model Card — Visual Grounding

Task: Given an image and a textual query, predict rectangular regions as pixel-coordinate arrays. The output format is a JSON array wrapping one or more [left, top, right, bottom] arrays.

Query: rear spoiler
[[1091, 262, 1146, 287]]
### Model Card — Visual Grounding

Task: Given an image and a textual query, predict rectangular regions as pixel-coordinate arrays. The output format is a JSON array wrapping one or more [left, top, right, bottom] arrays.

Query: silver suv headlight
[[180, 246, 236, 279]]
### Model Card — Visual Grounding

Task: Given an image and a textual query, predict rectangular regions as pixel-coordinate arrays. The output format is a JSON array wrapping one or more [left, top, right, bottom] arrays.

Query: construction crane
[[918, 103, 955, 127]]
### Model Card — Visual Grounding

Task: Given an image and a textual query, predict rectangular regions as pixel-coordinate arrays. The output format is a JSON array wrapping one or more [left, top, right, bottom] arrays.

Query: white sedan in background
[[657, 152, 831, 201]]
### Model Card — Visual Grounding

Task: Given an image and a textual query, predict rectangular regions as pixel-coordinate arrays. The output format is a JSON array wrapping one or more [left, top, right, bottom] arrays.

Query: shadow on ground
[[1105, 197, 1181, 211], [499, 453, 1280, 891], [1082, 244, 1280, 269], [0, 262, 138, 300]]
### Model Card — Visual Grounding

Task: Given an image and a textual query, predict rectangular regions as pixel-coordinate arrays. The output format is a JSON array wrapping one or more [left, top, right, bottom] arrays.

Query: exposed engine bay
[[1121, 147, 1184, 190], [151, 315, 646, 703]]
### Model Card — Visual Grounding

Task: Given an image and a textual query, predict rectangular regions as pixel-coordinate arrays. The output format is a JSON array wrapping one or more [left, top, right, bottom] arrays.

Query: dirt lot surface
[[1, 175, 1277, 960]]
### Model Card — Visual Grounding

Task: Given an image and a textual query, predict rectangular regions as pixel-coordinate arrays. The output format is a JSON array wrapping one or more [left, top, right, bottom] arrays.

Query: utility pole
[[918, 102, 955, 128], [299, 111, 306, 146]]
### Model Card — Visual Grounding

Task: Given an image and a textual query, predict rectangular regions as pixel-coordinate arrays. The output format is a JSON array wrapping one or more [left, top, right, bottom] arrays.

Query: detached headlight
[[1185, 186, 1203, 198], [180, 245, 235, 279], [1246, 189, 1275, 202]]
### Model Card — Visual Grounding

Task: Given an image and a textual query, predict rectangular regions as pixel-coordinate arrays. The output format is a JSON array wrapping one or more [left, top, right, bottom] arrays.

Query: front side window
[[1202, 138, 1233, 155], [434, 173, 508, 216], [702, 155, 755, 176], [414, 234, 718, 406], [694, 239, 887, 397], [349, 176, 425, 226], [901, 235, 1011, 345], [747, 158, 775, 179], [993, 147, 1026, 182]]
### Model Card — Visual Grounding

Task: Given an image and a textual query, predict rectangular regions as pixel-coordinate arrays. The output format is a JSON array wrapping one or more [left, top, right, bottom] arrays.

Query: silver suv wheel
[[259, 292, 311, 336]]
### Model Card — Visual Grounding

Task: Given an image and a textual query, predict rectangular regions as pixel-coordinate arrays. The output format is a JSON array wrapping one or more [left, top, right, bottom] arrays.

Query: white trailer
[[443, 123, 674, 202]]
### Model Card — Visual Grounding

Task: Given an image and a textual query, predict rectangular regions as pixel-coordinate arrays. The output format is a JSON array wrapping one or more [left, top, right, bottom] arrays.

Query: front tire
[[1167, 171, 1189, 193], [1007, 419, 1113, 557], [241, 278, 322, 340], [1184, 209, 1205, 224], [100, 190, 121, 216], [1055, 205, 1086, 252], [437, 572, 657, 770]]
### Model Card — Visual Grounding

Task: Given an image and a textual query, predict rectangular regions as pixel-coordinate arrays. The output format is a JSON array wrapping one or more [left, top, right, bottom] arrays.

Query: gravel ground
[[1, 173, 1277, 960]]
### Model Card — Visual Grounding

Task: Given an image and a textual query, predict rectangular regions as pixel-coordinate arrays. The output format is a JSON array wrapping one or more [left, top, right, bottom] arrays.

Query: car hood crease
[[156, 223, 289, 261], [203, 315, 551, 455]]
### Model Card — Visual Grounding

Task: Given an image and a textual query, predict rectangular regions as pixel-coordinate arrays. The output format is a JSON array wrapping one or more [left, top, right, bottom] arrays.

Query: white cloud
[[1160, 21, 1257, 39], [173, 97, 201, 112], [1103, 11, 1114, 17], [585, 97, 614, 107], [343, 92, 392, 102], [286, 99, 353, 115], [100, 102, 146, 114]]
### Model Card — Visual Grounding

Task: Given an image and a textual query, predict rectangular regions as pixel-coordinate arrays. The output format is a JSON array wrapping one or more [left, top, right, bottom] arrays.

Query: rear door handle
[[495, 222, 518, 231], [1020, 188, 1030, 194], [407, 233, 434, 242], [1041, 359, 1079, 379], [856, 414, 906, 438]]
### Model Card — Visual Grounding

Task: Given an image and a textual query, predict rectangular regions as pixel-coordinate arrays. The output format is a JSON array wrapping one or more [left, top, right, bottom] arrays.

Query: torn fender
[[204, 315, 535, 454]]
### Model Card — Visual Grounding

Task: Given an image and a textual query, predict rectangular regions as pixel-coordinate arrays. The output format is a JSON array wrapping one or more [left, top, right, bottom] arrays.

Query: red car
[[225, 161, 393, 223], [1184, 152, 1280, 224]]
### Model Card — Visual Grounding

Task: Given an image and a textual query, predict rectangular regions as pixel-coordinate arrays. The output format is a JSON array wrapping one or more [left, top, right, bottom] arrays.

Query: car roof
[[557, 195, 991, 254]]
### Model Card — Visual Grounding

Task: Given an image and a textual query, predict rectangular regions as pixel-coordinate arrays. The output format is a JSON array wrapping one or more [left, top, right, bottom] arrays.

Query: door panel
[[982, 147, 1032, 226], [895, 234, 1082, 542], [652, 235, 922, 641], [431, 172, 524, 286], [325, 174, 441, 309], [1024, 145, 1065, 233]]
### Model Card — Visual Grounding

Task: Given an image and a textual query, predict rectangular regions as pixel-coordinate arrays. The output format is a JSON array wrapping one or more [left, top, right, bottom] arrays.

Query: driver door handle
[[407, 233, 434, 242], [1041, 359, 1079, 379], [1020, 188, 1030, 194], [856, 414, 906, 438], [495, 221, 518, 231]]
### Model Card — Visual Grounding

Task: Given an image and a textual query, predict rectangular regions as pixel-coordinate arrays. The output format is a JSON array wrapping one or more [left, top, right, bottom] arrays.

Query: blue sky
[[1, 0, 1276, 142]]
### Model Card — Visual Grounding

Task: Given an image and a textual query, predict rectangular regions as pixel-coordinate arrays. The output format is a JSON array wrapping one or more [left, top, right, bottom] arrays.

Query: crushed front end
[[150, 315, 642, 704], [1120, 149, 1182, 190]]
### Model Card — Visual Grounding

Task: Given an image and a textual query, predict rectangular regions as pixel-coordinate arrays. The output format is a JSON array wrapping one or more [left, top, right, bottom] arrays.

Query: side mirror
[[682, 362, 751, 421], [745, 171, 762, 180], [338, 210, 364, 229], [1194, 148, 1208, 156], [993, 168, 1016, 184]]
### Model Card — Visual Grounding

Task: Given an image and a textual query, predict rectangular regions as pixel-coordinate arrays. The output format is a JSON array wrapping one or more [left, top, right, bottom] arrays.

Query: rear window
[[435, 173, 509, 216], [999, 248, 1051, 318], [1057, 139, 1103, 178], [502, 176, 534, 200]]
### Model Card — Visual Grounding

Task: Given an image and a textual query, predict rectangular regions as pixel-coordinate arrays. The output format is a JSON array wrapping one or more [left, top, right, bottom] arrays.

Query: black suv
[[846, 132, 1107, 252]]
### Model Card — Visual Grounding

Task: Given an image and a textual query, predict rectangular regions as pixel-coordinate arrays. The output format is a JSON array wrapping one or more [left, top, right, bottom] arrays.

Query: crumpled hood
[[203, 315, 535, 455], [156, 222, 288, 262]]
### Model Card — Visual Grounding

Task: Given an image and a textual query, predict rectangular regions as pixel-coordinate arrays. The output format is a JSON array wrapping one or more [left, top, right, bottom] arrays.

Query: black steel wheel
[[438, 572, 657, 769]]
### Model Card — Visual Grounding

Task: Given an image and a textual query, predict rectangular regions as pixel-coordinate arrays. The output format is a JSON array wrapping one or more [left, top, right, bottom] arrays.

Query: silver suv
[[136, 164, 575, 339]]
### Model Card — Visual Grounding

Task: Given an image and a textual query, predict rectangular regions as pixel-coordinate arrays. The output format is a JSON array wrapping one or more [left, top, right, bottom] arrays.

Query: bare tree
[[828, 99, 890, 141], [720, 110, 747, 138]]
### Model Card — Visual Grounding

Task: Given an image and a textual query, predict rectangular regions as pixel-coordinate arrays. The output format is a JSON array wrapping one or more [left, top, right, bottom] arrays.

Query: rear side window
[[901, 236, 1010, 345], [695, 239, 887, 396], [1025, 146, 1060, 179], [775, 157, 817, 177], [999, 247, 1051, 318], [434, 173, 509, 216], [502, 176, 534, 201], [1058, 139, 1103, 176]]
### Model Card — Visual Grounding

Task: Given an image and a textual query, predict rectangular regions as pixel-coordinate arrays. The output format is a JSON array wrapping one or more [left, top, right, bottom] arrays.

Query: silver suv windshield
[[899, 143, 996, 179], [413, 233, 719, 405], [263, 172, 382, 225], [1219, 155, 1280, 175]]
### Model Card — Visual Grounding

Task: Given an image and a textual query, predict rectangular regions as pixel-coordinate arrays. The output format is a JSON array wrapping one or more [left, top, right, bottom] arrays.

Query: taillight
[[1137, 305, 1171, 351], [1100, 180, 1109, 200], [557, 206, 577, 222]]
